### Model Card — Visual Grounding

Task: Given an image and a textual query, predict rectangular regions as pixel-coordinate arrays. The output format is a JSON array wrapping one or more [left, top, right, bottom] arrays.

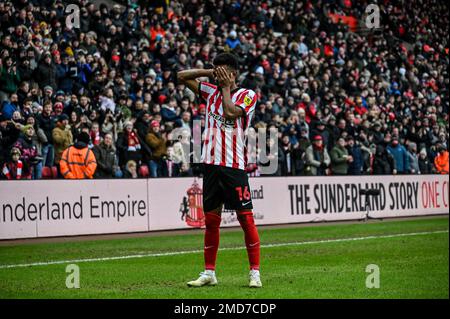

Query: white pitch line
[[0, 230, 447, 270]]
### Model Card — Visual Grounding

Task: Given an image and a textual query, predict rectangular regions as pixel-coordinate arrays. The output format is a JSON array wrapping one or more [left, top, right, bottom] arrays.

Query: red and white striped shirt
[[199, 81, 257, 170]]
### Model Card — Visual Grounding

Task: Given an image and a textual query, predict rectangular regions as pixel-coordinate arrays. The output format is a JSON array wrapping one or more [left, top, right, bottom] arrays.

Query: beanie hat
[[77, 132, 90, 144], [21, 124, 34, 134]]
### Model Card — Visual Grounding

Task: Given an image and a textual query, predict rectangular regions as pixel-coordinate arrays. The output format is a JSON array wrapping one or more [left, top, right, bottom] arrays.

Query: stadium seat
[[139, 165, 149, 178], [41, 166, 53, 179], [51, 166, 58, 178]]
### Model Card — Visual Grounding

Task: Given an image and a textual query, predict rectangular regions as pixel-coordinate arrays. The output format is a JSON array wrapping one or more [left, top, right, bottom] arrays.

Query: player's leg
[[204, 206, 222, 272], [221, 167, 262, 288], [236, 209, 262, 288], [188, 165, 223, 287]]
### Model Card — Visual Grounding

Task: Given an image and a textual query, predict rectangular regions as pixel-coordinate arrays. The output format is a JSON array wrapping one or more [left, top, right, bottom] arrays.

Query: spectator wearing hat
[[387, 136, 409, 174], [1, 147, 23, 180], [434, 145, 449, 175], [310, 119, 330, 149], [42, 85, 54, 101], [52, 114, 73, 170], [145, 120, 167, 177], [225, 30, 241, 50], [330, 137, 352, 175], [305, 135, 330, 176], [60, 132, 97, 179], [12, 124, 39, 179]]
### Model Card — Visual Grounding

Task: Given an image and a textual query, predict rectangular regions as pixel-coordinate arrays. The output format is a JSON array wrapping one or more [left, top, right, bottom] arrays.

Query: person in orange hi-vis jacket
[[434, 144, 449, 174], [60, 132, 97, 179]]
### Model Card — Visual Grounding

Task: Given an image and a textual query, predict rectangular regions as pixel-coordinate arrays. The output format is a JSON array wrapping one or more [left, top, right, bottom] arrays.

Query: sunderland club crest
[[180, 179, 205, 228]]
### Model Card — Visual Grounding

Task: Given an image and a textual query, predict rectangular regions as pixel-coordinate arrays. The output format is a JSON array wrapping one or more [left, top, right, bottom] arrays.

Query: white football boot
[[187, 270, 218, 287], [249, 269, 262, 288]]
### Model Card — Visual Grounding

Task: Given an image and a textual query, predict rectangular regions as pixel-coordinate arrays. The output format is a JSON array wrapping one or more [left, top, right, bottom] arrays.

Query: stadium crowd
[[0, 0, 448, 179]]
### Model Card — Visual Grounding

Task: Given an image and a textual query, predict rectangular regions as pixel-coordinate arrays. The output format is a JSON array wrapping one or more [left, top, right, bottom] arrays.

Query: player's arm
[[215, 67, 243, 120], [177, 69, 214, 96]]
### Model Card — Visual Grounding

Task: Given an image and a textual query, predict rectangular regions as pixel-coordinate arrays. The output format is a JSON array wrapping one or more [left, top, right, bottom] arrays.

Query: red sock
[[238, 211, 260, 270], [204, 212, 221, 270]]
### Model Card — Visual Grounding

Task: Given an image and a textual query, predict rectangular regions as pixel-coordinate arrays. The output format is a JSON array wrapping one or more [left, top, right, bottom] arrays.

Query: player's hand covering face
[[214, 66, 235, 88]]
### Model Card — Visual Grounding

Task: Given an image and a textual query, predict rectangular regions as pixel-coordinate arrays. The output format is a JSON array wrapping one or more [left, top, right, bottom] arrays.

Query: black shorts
[[202, 164, 253, 212]]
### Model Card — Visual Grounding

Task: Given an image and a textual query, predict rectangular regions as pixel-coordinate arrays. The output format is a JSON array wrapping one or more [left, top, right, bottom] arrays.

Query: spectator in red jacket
[[2, 147, 23, 179]]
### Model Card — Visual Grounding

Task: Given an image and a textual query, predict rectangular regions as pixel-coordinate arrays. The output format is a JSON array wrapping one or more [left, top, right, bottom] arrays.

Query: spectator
[[161, 146, 181, 177], [60, 132, 97, 179], [387, 136, 409, 174], [90, 122, 101, 147], [145, 120, 167, 177], [407, 142, 420, 174], [36, 101, 55, 167], [123, 160, 138, 179], [117, 121, 142, 168], [330, 137, 352, 175], [52, 114, 73, 172], [305, 135, 330, 176], [1, 93, 19, 119], [0, 114, 21, 164], [33, 52, 57, 90], [434, 145, 449, 175], [13, 124, 39, 179], [418, 149, 433, 175], [93, 133, 119, 179], [0, 56, 21, 103], [1, 147, 23, 180], [26, 116, 47, 179], [373, 145, 396, 175], [346, 136, 364, 175]]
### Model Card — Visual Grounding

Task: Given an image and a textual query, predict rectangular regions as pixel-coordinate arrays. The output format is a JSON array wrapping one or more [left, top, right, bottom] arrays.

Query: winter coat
[[52, 126, 73, 164], [330, 145, 349, 175], [145, 132, 167, 160], [305, 145, 330, 176], [37, 113, 55, 144], [418, 157, 433, 174], [407, 151, 420, 174], [92, 143, 117, 178], [1, 101, 19, 119], [387, 144, 409, 173], [373, 146, 395, 175], [434, 151, 449, 174], [347, 145, 364, 175], [34, 61, 57, 90], [13, 135, 38, 177], [0, 66, 21, 93], [60, 142, 97, 179]]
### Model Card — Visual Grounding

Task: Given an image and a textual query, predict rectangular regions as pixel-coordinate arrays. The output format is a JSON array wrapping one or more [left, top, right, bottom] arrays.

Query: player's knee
[[205, 212, 221, 229], [237, 210, 255, 226]]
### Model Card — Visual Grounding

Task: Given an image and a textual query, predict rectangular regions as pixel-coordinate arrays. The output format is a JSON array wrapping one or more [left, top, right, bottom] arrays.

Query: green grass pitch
[[0, 216, 448, 299]]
